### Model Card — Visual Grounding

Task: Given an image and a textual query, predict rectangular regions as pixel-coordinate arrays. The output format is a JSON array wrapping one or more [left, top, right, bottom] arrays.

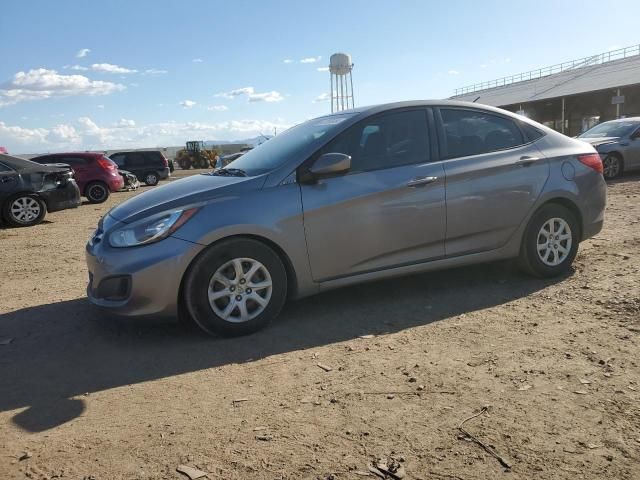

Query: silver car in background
[[578, 117, 640, 179], [86, 100, 606, 336]]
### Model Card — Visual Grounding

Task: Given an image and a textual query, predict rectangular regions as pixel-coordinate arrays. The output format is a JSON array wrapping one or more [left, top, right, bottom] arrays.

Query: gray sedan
[[86, 100, 606, 336], [578, 118, 640, 179]]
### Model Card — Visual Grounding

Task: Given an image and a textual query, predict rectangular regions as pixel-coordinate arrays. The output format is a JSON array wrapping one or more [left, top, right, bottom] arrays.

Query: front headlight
[[109, 208, 198, 248]]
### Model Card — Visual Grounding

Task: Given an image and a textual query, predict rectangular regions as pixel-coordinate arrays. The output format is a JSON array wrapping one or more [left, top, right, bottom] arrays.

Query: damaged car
[[578, 118, 640, 179], [118, 169, 140, 191], [0, 154, 81, 227]]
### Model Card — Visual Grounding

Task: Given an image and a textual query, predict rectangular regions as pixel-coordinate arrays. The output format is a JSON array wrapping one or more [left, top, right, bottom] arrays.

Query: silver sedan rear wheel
[[536, 217, 572, 266], [208, 257, 273, 323]]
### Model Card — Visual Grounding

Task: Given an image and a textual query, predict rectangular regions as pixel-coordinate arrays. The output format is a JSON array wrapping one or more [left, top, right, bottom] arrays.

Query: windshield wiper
[[209, 168, 248, 177]]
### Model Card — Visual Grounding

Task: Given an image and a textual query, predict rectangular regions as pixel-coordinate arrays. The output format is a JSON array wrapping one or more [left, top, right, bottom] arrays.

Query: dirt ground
[[1, 169, 639, 480]]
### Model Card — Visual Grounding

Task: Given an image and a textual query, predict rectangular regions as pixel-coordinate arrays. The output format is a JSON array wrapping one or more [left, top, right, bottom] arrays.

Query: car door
[[299, 108, 446, 282], [624, 126, 640, 169], [436, 107, 549, 257], [0, 162, 19, 202]]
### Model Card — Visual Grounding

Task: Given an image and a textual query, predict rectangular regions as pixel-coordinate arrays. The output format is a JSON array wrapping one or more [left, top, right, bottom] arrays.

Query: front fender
[[171, 183, 318, 298]]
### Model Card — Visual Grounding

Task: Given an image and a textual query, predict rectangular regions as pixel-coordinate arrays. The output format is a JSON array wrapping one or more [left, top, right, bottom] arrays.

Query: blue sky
[[1, 0, 639, 153]]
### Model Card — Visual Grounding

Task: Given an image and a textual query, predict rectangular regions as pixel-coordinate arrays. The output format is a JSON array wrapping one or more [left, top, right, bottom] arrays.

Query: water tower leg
[[349, 71, 354, 109], [329, 74, 333, 113]]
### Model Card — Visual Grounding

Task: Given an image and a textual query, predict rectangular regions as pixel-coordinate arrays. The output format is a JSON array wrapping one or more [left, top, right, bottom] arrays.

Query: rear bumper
[[107, 174, 125, 192], [159, 167, 170, 179], [41, 180, 81, 213]]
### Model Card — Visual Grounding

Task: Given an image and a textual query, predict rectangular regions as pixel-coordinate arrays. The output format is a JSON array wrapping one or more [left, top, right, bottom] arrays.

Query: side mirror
[[309, 153, 351, 177]]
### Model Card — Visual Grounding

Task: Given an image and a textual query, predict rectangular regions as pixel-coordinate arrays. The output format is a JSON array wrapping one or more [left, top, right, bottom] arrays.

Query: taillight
[[98, 156, 117, 170], [577, 153, 603, 174], [161, 155, 168, 167]]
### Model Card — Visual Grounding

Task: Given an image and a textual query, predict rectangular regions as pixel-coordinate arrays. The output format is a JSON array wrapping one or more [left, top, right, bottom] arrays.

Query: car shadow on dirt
[[0, 260, 567, 432]]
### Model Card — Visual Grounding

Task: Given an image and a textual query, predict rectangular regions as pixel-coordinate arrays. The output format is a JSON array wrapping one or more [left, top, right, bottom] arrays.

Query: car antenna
[[473, 96, 480, 103]]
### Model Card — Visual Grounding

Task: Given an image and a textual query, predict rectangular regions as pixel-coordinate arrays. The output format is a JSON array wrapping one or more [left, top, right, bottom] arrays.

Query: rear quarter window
[[520, 122, 545, 142]]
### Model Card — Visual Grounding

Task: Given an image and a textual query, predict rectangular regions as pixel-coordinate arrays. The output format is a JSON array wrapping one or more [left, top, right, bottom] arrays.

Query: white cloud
[[283, 59, 293, 64], [97, 104, 105, 109], [313, 93, 330, 103], [0, 68, 125, 107], [180, 100, 197, 108], [91, 63, 138, 74], [76, 48, 91, 58], [0, 117, 293, 153], [0, 121, 48, 146], [130, 82, 139, 87], [207, 105, 229, 111], [69, 65, 89, 71], [248, 91, 283, 103], [192, 58, 203, 63], [300, 56, 322, 64], [480, 64, 487, 69], [447, 69, 460, 75], [143, 68, 168, 75], [115, 118, 136, 127], [316, 66, 329, 72], [504, 57, 511, 63], [215, 86, 283, 103], [47, 124, 80, 144]]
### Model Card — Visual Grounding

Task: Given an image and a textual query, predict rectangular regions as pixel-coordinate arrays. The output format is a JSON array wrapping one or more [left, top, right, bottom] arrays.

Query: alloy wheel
[[146, 173, 158, 185], [207, 257, 273, 323], [10, 196, 41, 223], [536, 217, 572, 266], [603, 155, 620, 179], [88, 184, 107, 202]]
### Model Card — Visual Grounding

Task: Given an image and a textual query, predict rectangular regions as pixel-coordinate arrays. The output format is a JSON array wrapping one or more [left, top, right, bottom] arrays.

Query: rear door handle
[[515, 156, 539, 167], [407, 176, 438, 187]]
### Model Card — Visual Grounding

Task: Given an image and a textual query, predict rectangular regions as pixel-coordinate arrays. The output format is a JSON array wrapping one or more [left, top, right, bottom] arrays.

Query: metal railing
[[453, 44, 640, 96]]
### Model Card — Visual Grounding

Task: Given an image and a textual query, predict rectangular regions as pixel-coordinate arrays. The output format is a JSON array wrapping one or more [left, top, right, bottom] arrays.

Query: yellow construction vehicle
[[175, 141, 218, 170]]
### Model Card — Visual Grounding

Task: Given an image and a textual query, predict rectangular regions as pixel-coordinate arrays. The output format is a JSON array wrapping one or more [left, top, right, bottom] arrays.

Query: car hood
[[578, 136, 620, 147], [108, 172, 267, 223]]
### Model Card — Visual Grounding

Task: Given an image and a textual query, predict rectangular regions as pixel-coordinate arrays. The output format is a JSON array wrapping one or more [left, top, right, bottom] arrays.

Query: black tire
[[85, 181, 110, 204], [184, 238, 288, 337], [518, 203, 580, 278], [602, 153, 623, 180], [2, 193, 46, 227], [144, 171, 159, 186]]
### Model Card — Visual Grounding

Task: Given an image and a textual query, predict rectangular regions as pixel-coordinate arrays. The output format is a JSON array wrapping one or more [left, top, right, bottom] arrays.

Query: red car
[[30, 152, 124, 203]]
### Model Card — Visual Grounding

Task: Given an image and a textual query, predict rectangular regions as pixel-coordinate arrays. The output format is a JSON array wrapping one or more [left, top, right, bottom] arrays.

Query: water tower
[[329, 53, 354, 113]]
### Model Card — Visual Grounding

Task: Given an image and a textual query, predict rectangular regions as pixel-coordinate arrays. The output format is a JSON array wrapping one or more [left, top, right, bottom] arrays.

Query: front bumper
[[41, 180, 81, 213], [86, 233, 204, 318]]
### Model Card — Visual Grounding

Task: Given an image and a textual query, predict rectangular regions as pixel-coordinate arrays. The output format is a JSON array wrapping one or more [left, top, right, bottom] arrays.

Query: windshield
[[579, 121, 639, 139], [224, 113, 354, 176]]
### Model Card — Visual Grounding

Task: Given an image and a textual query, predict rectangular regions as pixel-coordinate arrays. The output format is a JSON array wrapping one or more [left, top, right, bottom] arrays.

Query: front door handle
[[515, 156, 539, 167], [407, 176, 438, 187]]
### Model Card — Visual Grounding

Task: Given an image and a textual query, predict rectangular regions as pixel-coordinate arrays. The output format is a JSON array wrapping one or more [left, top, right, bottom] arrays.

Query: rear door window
[[61, 156, 88, 167], [128, 153, 147, 166], [440, 109, 525, 158]]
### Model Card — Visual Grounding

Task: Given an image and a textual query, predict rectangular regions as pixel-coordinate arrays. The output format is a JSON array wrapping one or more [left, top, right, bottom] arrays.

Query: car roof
[[600, 117, 640, 123], [34, 151, 103, 158], [317, 99, 530, 121]]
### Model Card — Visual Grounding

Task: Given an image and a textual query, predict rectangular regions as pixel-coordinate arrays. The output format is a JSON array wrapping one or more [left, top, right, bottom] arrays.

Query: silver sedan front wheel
[[208, 257, 273, 323], [536, 217, 572, 266], [602, 154, 622, 179]]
